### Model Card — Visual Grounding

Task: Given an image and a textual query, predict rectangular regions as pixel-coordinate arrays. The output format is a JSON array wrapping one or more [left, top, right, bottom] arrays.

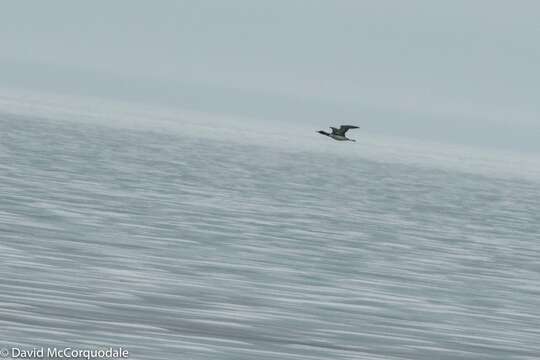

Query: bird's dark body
[[317, 125, 359, 141]]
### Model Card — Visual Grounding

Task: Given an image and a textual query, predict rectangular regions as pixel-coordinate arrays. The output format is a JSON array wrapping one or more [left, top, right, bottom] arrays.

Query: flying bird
[[317, 125, 359, 142]]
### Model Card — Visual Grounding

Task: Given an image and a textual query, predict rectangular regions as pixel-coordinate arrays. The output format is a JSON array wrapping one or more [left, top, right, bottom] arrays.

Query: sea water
[[1, 101, 539, 359]]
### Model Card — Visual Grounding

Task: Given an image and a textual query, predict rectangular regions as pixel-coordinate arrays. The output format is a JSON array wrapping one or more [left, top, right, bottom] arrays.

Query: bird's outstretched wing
[[331, 125, 359, 136]]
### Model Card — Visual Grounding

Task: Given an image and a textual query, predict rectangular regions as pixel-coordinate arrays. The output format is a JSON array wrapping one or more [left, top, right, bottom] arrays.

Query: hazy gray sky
[[1, 1, 539, 151]]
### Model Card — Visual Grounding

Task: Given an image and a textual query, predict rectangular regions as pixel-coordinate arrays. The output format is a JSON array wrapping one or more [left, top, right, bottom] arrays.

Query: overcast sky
[[1, 0, 539, 151]]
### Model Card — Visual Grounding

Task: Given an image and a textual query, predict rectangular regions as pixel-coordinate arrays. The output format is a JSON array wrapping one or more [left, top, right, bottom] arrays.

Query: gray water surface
[[1, 114, 539, 359]]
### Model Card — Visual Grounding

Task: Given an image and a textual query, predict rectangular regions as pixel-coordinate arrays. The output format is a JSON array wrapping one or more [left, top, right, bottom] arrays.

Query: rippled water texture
[[1, 113, 539, 359]]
